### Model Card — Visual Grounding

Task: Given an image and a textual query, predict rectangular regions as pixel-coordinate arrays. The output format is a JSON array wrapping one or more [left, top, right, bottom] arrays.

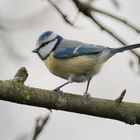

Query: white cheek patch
[[39, 39, 58, 59]]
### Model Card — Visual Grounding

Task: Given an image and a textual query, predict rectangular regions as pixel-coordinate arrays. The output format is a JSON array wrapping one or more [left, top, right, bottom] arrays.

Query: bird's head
[[32, 31, 63, 60]]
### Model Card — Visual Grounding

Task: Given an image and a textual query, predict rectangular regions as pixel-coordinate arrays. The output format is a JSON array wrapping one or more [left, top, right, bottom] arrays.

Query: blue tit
[[32, 31, 140, 96]]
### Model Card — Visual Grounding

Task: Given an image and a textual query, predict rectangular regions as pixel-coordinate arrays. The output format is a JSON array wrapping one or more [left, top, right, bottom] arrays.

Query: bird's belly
[[44, 55, 101, 82]]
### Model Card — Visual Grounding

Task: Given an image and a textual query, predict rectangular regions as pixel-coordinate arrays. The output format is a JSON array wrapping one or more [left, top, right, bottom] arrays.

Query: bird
[[32, 31, 140, 96]]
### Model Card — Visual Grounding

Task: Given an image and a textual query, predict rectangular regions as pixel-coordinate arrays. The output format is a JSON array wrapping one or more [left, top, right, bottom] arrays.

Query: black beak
[[32, 48, 38, 53]]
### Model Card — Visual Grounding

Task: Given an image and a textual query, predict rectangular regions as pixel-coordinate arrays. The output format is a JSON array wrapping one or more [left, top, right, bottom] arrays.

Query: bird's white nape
[[38, 39, 58, 59]]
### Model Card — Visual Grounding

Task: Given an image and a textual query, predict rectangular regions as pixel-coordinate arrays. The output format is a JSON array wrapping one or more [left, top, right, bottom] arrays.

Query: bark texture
[[0, 67, 140, 125]]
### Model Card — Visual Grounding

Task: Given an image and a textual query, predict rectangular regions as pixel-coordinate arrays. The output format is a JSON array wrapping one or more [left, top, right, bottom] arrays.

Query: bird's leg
[[53, 81, 71, 92], [84, 79, 91, 97]]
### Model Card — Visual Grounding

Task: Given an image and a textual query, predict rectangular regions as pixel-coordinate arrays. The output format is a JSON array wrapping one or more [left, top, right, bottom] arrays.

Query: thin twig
[[82, 11, 128, 45], [47, 0, 75, 26], [92, 7, 140, 33], [13, 67, 28, 84], [32, 114, 50, 140], [115, 89, 126, 103]]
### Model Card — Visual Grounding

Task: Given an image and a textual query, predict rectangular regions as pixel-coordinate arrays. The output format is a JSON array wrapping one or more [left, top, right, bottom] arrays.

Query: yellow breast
[[44, 54, 99, 80]]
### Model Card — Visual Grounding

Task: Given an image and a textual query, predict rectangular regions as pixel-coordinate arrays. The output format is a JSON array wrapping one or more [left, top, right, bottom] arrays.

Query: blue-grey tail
[[110, 43, 140, 54]]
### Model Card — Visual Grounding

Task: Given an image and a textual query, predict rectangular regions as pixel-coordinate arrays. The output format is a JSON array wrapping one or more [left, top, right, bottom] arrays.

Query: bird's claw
[[84, 92, 91, 98], [53, 88, 64, 95]]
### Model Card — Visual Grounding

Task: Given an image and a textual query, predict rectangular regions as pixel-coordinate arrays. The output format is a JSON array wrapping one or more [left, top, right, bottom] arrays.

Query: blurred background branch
[[32, 114, 50, 140]]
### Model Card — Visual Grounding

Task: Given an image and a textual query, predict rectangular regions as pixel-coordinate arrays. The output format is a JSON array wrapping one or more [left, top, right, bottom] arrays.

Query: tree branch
[[47, 0, 75, 26], [0, 67, 140, 125], [92, 7, 140, 33]]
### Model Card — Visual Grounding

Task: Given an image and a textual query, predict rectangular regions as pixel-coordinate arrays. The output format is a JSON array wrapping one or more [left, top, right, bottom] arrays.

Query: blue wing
[[53, 44, 109, 58]]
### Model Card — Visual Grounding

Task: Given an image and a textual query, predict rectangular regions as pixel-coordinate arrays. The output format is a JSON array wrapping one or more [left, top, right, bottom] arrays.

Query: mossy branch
[[0, 67, 140, 125]]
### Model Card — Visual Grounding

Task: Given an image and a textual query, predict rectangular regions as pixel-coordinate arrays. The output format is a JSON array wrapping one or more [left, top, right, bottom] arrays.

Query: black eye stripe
[[38, 37, 57, 49]]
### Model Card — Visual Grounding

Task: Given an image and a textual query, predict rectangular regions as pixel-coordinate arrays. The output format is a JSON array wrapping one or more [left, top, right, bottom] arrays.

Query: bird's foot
[[53, 88, 64, 95], [84, 92, 91, 98]]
